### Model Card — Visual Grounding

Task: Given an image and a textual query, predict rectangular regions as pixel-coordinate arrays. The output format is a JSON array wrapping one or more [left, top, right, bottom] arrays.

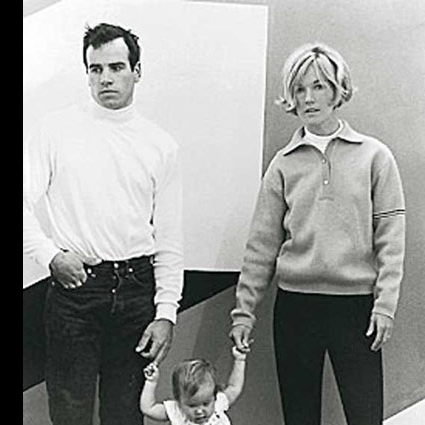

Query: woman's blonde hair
[[276, 42, 355, 114]]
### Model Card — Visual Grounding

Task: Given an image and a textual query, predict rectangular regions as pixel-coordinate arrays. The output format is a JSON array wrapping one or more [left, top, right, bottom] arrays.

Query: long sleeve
[[23, 120, 61, 269], [23, 103, 184, 321], [231, 156, 287, 329], [371, 149, 406, 318], [152, 146, 184, 324]]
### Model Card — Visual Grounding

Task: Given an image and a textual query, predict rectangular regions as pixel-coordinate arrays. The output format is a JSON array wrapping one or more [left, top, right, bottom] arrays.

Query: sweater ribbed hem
[[277, 281, 374, 296]]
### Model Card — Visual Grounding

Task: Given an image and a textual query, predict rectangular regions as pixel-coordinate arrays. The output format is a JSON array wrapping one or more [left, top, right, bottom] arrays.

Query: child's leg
[[273, 290, 327, 425]]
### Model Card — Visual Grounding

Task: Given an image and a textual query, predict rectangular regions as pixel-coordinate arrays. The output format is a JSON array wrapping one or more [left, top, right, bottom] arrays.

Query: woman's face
[[294, 64, 339, 135]]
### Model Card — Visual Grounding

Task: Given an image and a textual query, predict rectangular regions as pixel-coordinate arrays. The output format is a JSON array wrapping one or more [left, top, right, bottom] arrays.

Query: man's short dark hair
[[83, 23, 141, 71]]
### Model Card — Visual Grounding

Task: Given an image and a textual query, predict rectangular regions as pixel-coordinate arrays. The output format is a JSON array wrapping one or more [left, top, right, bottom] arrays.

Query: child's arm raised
[[222, 346, 248, 406], [140, 362, 168, 422]]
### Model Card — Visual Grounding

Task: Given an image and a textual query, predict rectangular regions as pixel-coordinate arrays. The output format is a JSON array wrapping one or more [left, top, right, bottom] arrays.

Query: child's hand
[[232, 345, 248, 361], [143, 361, 159, 382]]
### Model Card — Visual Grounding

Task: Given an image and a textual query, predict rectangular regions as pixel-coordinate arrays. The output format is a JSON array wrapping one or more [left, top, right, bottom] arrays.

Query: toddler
[[140, 346, 247, 424]]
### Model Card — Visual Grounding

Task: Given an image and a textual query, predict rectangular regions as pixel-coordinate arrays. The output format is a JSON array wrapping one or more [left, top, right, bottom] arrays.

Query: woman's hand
[[366, 312, 394, 351], [229, 324, 253, 354]]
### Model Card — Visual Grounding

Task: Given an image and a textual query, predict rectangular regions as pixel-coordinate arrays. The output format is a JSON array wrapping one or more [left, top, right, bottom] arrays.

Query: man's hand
[[366, 312, 394, 352], [229, 324, 253, 354], [49, 251, 101, 289], [136, 319, 174, 364]]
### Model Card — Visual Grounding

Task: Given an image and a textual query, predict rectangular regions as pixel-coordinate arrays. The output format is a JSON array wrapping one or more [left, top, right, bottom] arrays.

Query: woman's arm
[[230, 156, 287, 332], [368, 147, 406, 351]]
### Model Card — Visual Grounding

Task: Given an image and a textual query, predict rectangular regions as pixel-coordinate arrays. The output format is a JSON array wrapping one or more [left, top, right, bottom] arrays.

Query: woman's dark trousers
[[274, 290, 383, 425]]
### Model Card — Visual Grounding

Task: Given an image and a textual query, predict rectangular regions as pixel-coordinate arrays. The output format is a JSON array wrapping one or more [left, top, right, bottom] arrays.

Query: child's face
[[179, 381, 216, 424]]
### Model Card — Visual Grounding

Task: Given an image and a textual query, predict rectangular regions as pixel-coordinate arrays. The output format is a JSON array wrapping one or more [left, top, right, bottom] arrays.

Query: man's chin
[[97, 99, 122, 110]]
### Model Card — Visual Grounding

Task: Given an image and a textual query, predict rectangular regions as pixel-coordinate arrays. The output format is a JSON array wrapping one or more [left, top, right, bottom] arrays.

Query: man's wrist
[[154, 318, 174, 326], [45, 248, 64, 271], [155, 303, 177, 325]]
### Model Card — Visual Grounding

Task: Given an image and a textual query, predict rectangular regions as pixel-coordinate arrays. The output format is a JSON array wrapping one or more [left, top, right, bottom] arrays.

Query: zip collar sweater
[[231, 120, 405, 328]]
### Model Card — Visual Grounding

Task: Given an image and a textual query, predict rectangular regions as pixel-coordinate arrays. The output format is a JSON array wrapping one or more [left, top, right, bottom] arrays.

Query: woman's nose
[[305, 88, 314, 103]]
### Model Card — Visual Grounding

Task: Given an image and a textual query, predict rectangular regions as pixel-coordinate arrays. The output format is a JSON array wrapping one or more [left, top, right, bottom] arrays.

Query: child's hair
[[172, 359, 220, 401], [276, 42, 356, 114]]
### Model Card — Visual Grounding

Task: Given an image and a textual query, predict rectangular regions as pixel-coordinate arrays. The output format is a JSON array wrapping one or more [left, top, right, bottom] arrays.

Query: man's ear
[[134, 62, 142, 82]]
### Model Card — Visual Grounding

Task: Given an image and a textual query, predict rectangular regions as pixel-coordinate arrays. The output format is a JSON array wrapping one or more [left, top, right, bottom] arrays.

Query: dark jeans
[[44, 256, 155, 425], [274, 290, 383, 425]]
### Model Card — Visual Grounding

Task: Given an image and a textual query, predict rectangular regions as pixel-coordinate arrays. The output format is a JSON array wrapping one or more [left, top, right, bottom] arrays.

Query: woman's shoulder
[[341, 121, 394, 155]]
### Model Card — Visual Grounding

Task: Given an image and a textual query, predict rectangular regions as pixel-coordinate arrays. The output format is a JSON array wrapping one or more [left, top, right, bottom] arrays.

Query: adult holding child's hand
[[229, 42, 405, 425], [229, 324, 253, 354]]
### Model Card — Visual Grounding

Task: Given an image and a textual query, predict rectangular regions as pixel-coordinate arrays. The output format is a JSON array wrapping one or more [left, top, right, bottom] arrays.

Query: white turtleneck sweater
[[23, 100, 183, 323]]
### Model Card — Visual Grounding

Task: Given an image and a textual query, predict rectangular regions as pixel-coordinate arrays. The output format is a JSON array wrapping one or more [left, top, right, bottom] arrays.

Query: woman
[[229, 43, 405, 425]]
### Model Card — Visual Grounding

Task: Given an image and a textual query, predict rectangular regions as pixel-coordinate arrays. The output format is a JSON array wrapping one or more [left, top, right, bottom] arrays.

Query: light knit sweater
[[23, 100, 184, 324], [231, 121, 405, 328]]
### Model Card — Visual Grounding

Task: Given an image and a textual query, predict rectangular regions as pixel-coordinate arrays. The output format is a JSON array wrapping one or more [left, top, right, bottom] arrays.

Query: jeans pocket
[[130, 268, 154, 287], [126, 267, 154, 297]]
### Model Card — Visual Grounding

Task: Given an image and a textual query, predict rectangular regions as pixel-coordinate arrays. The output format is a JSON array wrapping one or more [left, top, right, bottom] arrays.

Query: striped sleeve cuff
[[373, 209, 405, 220]]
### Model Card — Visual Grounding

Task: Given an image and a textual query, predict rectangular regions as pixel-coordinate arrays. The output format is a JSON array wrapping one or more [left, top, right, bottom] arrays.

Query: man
[[23, 23, 184, 425]]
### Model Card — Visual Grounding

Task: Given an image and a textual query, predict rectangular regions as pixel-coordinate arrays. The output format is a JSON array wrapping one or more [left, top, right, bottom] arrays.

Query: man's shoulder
[[36, 102, 88, 129], [134, 114, 179, 152]]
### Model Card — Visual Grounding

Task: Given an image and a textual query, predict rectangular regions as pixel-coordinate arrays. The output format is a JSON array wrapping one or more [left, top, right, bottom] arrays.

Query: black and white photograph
[[23, 0, 425, 424]]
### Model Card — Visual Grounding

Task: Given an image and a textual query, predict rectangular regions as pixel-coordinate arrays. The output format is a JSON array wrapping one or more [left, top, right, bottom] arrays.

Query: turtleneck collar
[[89, 98, 137, 123], [304, 120, 343, 142]]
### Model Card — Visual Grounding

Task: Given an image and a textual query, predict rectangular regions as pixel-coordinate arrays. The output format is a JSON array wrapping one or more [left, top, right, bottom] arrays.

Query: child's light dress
[[163, 392, 231, 425]]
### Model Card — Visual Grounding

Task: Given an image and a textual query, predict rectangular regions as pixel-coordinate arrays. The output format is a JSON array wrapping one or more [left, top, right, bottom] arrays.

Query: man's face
[[87, 37, 140, 110]]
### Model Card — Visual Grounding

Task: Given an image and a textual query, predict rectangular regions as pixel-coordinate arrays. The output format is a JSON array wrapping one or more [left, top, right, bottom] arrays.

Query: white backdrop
[[23, 0, 268, 287]]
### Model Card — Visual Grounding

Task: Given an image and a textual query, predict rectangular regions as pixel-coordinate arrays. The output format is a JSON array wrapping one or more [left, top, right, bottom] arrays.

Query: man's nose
[[100, 70, 113, 85]]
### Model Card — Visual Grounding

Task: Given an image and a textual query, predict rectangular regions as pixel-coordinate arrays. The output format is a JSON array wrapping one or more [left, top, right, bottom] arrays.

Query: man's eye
[[90, 68, 101, 74], [111, 65, 124, 72]]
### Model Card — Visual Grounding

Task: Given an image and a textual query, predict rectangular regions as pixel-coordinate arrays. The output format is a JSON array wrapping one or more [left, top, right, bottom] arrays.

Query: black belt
[[85, 255, 153, 275]]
